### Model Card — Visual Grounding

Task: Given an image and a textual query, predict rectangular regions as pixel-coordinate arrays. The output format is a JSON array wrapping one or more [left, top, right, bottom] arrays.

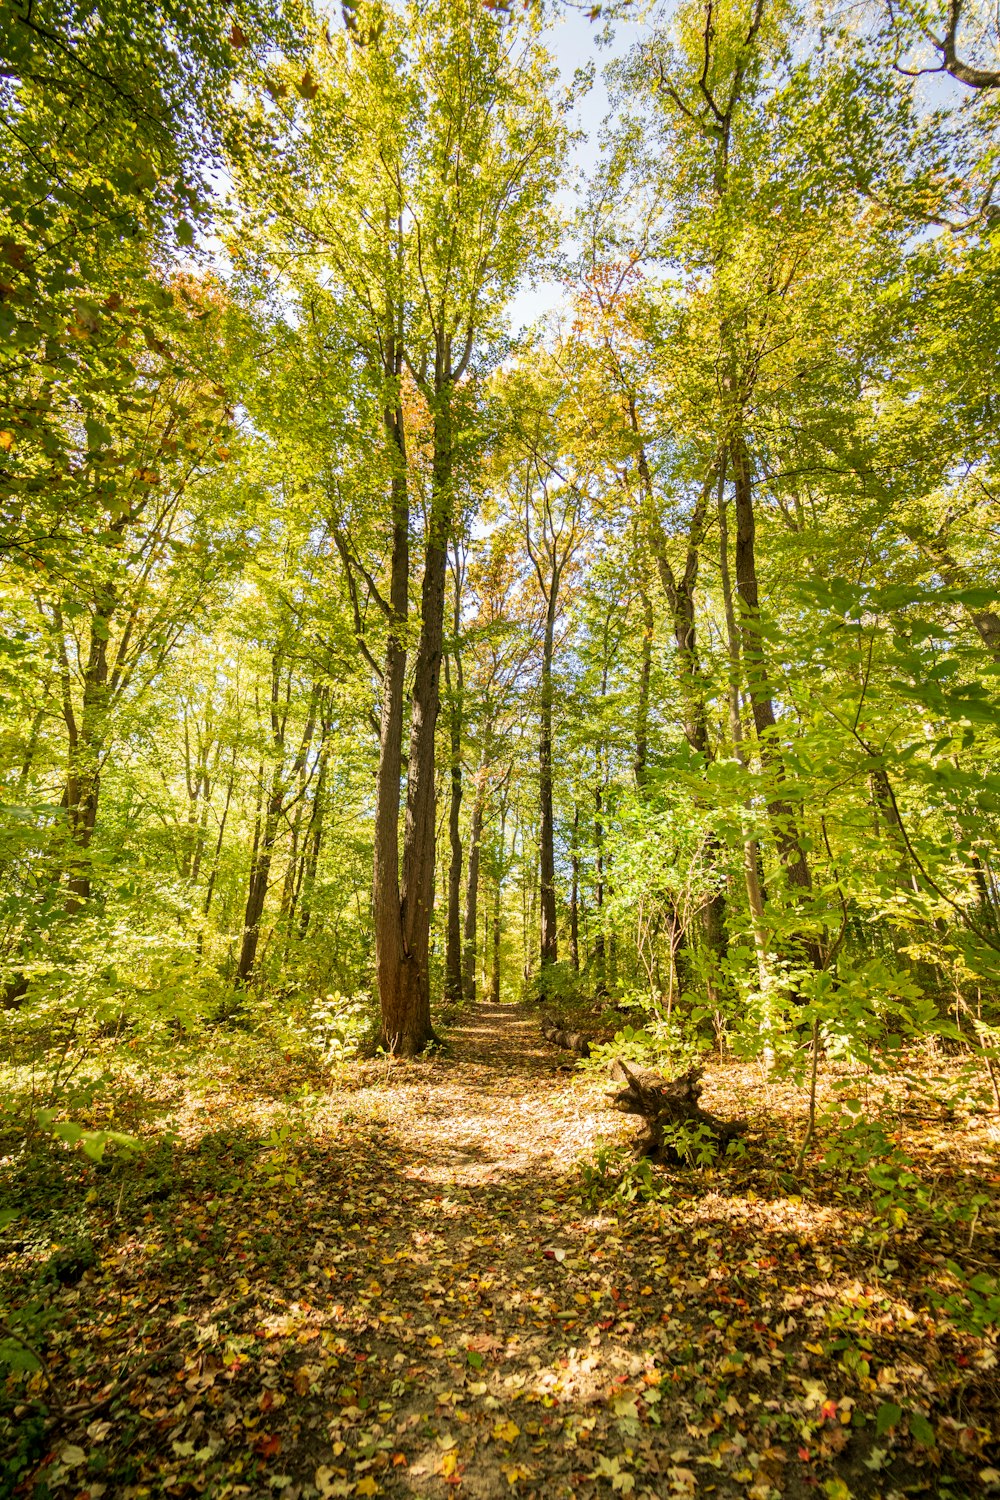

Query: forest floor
[[1, 1003, 999, 1500]]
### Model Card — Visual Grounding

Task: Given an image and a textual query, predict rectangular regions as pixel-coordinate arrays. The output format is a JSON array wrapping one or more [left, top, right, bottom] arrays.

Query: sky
[[504, 6, 651, 332]]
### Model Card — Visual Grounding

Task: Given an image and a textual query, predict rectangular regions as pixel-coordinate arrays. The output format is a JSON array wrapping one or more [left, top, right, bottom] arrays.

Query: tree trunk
[[490, 875, 502, 1004], [200, 748, 236, 954], [608, 1059, 743, 1162], [490, 803, 506, 1005], [639, 440, 728, 981], [730, 433, 814, 905], [444, 650, 464, 1005], [635, 582, 653, 789], [718, 477, 769, 988], [569, 800, 580, 973], [298, 729, 330, 938], [384, 378, 455, 1052], [238, 766, 280, 983], [462, 762, 486, 1002], [538, 597, 558, 969], [372, 387, 413, 1048], [238, 673, 318, 985], [60, 596, 113, 907], [593, 777, 606, 997]]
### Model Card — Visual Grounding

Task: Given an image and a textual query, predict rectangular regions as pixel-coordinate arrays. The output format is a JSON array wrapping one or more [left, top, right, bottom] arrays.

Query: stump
[[540, 1017, 592, 1059], [607, 1059, 743, 1162]]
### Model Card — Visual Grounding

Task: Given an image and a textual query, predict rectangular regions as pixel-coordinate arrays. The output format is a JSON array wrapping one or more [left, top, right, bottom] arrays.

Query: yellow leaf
[[0, 431, 13, 450], [439, 1452, 459, 1478], [493, 1420, 520, 1444], [355, 1480, 379, 1498]]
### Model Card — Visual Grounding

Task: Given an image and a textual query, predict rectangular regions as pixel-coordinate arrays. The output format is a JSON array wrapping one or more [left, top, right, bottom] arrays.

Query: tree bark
[[635, 581, 653, 789], [718, 477, 769, 988], [371, 378, 414, 1048], [538, 591, 558, 969], [489, 801, 507, 1005], [237, 670, 318, 984], [569, 800, 580, 973], [593, 777, 606, 996], [298, 723, 330, 938], [383, 373, 456, 1052], [58, 592, 114, 907], [730, 432, 814, 904], [462, 760, 486, 1002], [444, 645, 464, 1006], [638, 440, 728, 981]]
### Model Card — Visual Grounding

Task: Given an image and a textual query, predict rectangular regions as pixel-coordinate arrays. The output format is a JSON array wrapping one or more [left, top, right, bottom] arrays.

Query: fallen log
[[540, 1017, 591, 1059], [608, 1059, 743, 1162]]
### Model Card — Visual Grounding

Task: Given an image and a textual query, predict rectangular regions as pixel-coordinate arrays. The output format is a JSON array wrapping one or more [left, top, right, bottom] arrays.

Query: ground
[[1, 1003, 998, 1499]]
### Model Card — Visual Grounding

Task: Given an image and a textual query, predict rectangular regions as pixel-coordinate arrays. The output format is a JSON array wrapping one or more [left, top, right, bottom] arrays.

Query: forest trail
[[370, 1001, 609, 1188], [9, 1007, 996, 1499], [298, 999, 681, 1500]]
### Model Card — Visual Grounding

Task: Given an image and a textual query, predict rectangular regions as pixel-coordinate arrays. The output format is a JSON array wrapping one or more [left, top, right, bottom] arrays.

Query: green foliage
[[584, 1018, 709, 1077], [578, 1143, 670, 1209], [932, 1262, 1000, 1338], [295, 990, 378, 1066]]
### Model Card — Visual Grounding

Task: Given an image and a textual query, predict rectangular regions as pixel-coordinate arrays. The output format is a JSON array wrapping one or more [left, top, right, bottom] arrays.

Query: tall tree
[[231, 0, 563, 1049]]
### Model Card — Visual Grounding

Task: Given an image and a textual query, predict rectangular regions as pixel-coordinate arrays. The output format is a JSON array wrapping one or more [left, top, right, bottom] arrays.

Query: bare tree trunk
[[444, 562, 464, 1005], [718, 478, 769, 988], [385, 377, 456, 1052], [639, 440, 728, 982], [635, 581, 653, 790], [490, 802, 507, 1005], [238, 764, 278, 984], [238, 672, 318, 984], [371, 387, 413, 1048], [200, 747, 236, 953], [539, 596, 558, 969], [462, 760, 486, 1002], [593, 777, 606, 997], [569, 800, 580, 973], [730, 433, 815, 910], [58, 594, 113, 907], [298, 727, 330, 938]]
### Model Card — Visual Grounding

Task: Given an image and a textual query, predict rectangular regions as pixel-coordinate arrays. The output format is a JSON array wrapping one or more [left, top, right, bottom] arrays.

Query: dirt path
[[11, 1004, 994, 1498], [300, 1001, 668, 1500]]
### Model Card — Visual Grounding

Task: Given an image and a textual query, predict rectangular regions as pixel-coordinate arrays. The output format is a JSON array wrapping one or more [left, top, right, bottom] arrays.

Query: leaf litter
[[1, 1003, 998, 1499]]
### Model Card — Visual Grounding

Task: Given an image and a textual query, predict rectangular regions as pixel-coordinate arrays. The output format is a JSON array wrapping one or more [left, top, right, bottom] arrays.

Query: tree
[[230, 0, 563, 1049]]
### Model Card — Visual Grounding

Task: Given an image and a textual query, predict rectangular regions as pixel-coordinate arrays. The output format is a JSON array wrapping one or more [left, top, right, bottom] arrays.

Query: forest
[[1, 0, 999, 1494]]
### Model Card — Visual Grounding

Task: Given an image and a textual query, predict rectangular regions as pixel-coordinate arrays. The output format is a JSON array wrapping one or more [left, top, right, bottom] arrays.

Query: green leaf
[[177, 220, 195, 247], [0, 1338, 40, 1372], [81, 1130, 108, 1161], [908, 1411, 935, 1447], [876, 1402, 901, 1435]]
